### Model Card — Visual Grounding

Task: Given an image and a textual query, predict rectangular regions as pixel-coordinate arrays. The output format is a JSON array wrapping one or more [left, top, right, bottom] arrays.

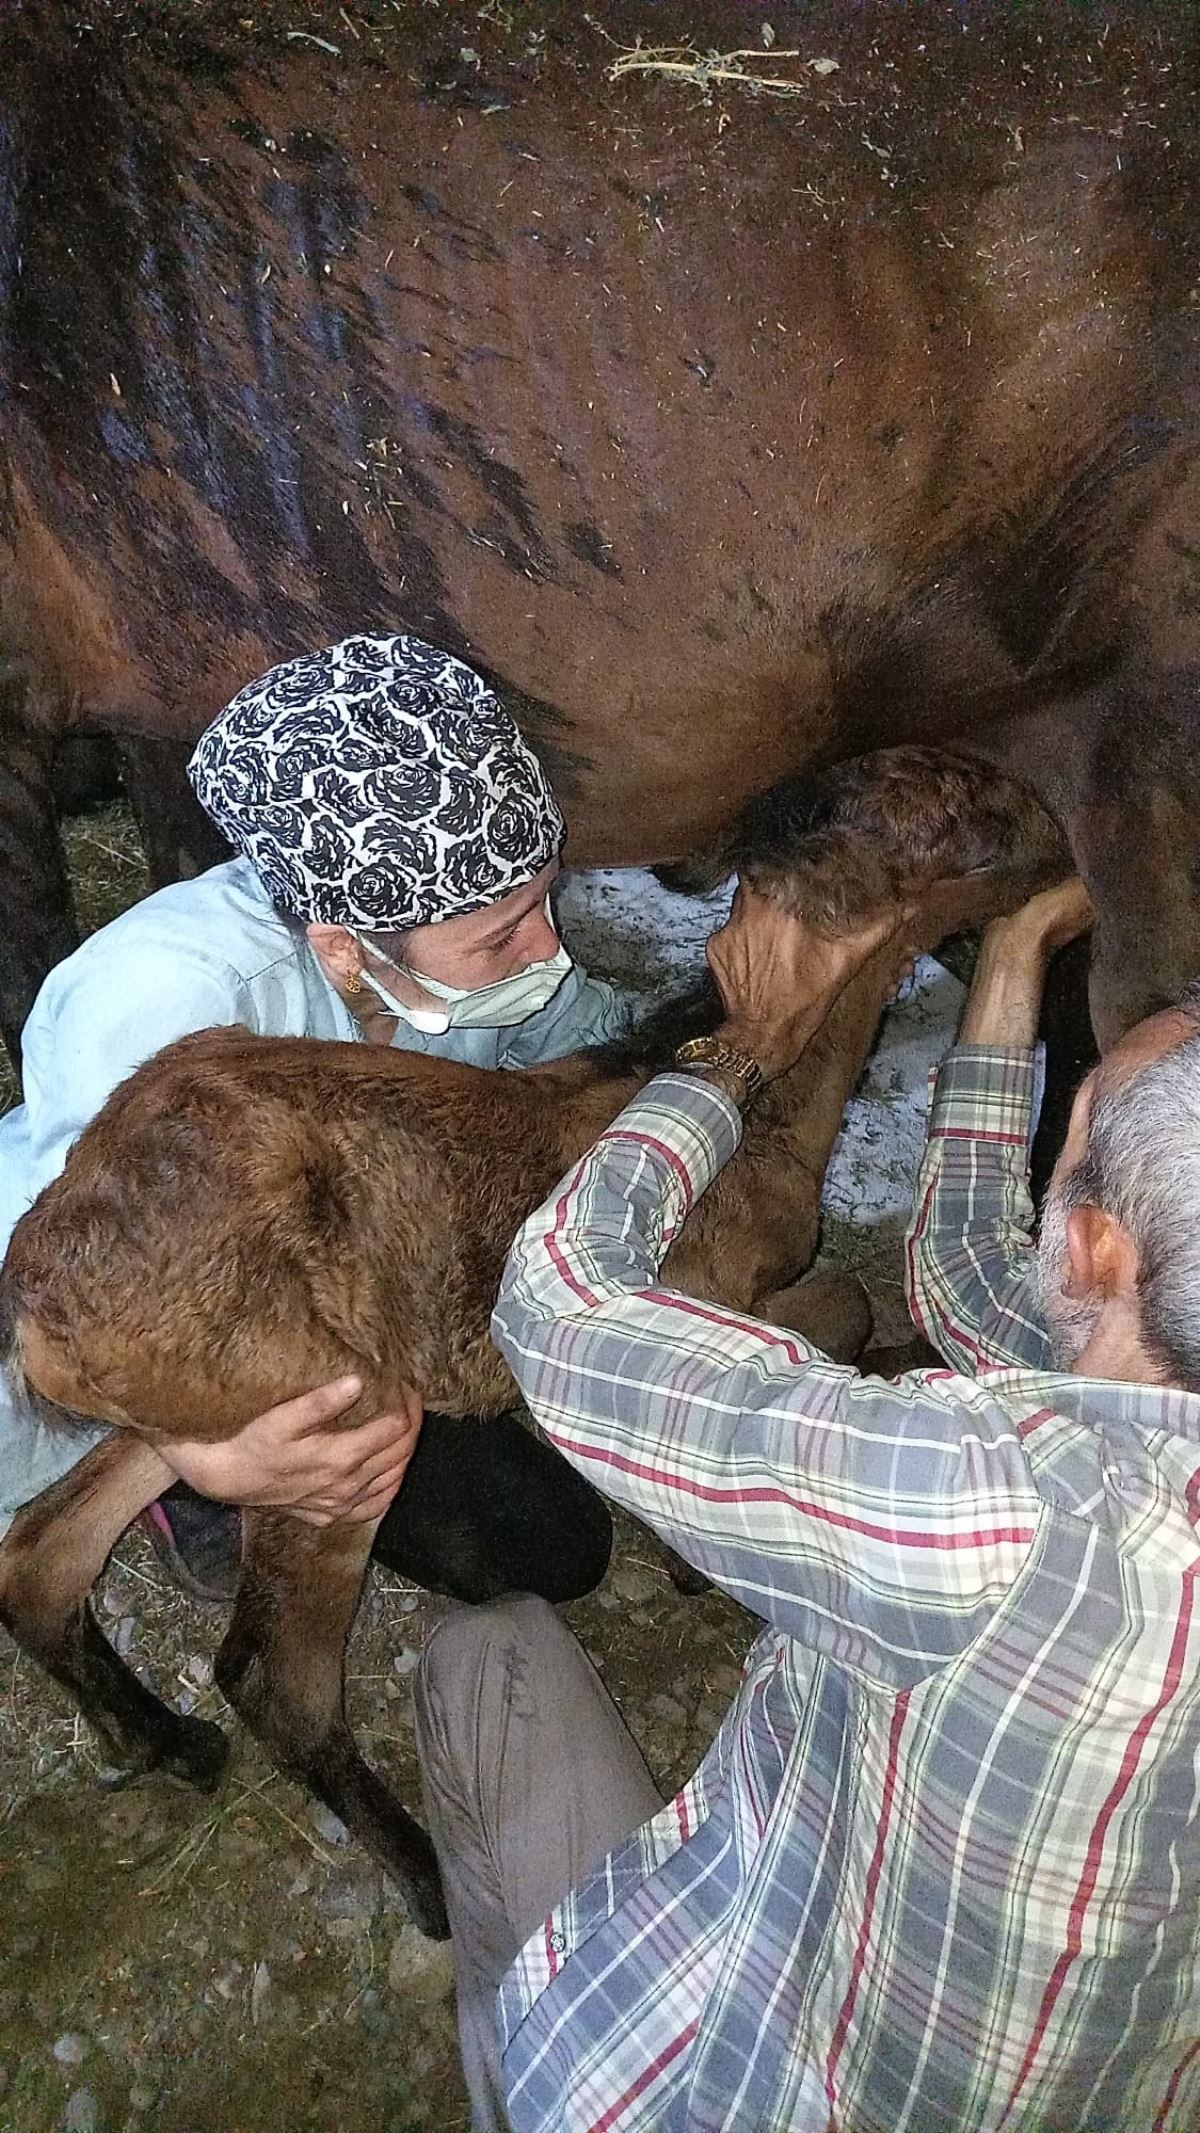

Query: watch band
[[672, 1035, 765, 1105]]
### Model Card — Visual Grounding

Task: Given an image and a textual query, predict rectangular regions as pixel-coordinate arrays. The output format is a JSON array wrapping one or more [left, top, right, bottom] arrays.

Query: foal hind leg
[[0, 1432, 229, 1787], [215, 1509, 449, 1939]]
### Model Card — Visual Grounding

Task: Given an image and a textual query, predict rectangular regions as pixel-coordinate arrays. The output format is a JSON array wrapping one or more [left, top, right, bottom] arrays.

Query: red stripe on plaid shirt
[[824, 1688, 914, 2108], [586, 2018, 701, 2133], [933, 1126, 1027, 1145], [1017, 1408, 1058, 1441], [543, 1129, 696, 1308], [1000, 1561, 1200, 2126], [603, 1128, 695, 1201], [546, 1424, 1035, 1554], [1154, 2034, 1200, 2133], [932, 1292, 990, 1368], [643, 1287, 806, 1364], [545, 1158, 601, 1305]]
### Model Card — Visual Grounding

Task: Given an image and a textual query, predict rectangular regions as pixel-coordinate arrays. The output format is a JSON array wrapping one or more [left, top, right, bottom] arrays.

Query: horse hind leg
[[0, 664, 79, 1075], [215, 1508, 449, 1940], [0, 1431, 229, 1788], [52, 733, 123, 816], [117, 734, 230, 888]]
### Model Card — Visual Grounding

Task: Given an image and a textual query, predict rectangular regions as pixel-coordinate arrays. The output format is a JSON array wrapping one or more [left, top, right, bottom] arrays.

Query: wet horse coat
[[2, 0, 1200, 1059]]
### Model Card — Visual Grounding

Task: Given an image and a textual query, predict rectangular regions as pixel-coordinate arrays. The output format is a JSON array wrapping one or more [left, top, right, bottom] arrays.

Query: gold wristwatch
[[672, 1035, 764, 1106]]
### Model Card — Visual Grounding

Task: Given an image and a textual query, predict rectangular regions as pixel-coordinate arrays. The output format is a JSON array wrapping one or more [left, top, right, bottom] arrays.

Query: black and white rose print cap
[[188, 632, 566, 929]]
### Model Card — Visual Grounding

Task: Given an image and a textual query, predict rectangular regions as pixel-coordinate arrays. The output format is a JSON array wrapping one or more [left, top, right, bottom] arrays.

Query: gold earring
[[345, 967, 363, 996]]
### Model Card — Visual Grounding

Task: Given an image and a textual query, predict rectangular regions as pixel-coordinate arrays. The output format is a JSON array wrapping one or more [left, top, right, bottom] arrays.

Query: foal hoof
[[388, 1821, 451, 1941], [660, 1542, 710, 1598], [160, 1714, 230, 1793], [407, 1864, 451, 1943], [95, 1714, 229, 1794]]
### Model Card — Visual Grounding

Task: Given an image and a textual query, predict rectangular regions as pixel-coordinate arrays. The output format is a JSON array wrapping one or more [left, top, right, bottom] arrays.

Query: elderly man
[[412, 873, 1200, 2133]]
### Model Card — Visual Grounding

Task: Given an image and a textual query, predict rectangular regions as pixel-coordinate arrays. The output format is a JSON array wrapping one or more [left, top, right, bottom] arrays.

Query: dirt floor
[[0, 804, 947, 2133], [0, 1510, 752, 2133]]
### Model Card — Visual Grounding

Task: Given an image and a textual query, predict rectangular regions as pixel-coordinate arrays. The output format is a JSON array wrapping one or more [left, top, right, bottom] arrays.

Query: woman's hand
[[160, 1377, 424, 1527], [706, 885, 913, 1081]]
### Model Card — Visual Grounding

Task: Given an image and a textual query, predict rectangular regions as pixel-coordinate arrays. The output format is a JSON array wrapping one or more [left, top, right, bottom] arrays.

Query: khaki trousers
[[413, 1594, 662, 2132]]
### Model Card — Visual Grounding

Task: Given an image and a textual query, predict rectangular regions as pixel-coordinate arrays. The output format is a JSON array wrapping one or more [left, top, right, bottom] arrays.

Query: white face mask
[[353, 899, 572, 1036]]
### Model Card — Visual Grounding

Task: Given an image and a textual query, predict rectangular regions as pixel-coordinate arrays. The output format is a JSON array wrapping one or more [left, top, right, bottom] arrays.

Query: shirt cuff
[[604, 1070, 744, 1206], [928, 1044, 1041, 1150]]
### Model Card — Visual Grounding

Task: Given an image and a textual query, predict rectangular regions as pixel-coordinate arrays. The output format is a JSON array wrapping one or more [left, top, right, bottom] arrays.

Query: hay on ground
[[606, 45, 840, 99]]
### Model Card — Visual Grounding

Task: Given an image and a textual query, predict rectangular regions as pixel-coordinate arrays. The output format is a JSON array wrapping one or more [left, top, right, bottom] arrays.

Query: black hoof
[[94, 1715, 229, 1792], [159, 1714, 230, 1792], [387, 1817, 450, 1940], [407, 1862, 451, 1942], [661, 1545, 710, 1597]]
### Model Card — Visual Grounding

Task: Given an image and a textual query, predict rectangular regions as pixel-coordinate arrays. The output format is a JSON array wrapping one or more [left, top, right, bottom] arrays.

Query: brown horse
[[1, 0, 1199, 1065]]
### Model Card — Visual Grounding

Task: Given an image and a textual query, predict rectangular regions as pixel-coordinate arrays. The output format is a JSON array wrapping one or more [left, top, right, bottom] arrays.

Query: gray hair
[[1068, 983, 1200, 1389]]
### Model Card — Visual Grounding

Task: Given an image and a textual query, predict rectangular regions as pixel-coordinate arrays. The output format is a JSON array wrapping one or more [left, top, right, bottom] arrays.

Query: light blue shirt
[[0, 858, 629, 1535]]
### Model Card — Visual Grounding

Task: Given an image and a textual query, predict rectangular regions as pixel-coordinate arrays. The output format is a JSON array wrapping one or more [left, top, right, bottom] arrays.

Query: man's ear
[[306, 923, 361, 986], [1064, 1204, 1139, 1302]]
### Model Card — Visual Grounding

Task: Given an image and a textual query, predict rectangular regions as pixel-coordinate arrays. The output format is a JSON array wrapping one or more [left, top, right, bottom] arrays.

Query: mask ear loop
[[352, 933, 453, 1036]]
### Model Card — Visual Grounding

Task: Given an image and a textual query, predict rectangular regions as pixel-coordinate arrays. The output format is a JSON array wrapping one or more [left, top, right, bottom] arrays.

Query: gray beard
[[1035, 1178, 1103, 1370]]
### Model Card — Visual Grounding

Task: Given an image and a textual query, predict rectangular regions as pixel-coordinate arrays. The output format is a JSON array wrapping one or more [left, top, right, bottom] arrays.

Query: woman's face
[[374, 857, 562, 989]]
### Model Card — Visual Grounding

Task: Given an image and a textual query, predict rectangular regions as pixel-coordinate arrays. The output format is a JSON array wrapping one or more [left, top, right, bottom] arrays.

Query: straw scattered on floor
[[606, 44, 841, 99]]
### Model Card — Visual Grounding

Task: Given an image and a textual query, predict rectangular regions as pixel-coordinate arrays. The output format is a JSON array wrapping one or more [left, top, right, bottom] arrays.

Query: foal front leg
[[0, 1432, 229, 1787], [215, 1509, 449, 1940], [755, 1267, 874, 1364]]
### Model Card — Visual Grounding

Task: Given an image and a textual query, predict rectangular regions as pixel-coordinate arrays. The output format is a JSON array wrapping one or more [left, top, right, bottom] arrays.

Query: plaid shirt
[[490, 1050, 1200, 2133]]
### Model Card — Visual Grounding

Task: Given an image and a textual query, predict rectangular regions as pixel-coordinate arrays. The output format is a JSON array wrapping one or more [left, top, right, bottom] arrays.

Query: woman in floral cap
[[0, 634, 624, 1599]]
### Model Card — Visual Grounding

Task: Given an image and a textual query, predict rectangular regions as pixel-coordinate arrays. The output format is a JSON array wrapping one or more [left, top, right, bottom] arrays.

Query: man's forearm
[[904, 1045, 1051, 1371], [904, 879, 1095, 1371], [957, 877, 1094, 1050], [957, 932, 1046, 1050]]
